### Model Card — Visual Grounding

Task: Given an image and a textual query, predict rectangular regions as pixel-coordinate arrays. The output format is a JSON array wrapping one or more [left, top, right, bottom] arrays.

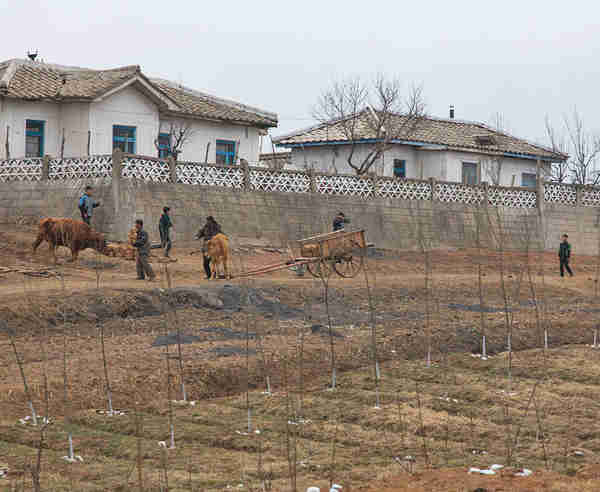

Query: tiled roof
[[274, 110, 566, 161], [0, 59, 277, 127]]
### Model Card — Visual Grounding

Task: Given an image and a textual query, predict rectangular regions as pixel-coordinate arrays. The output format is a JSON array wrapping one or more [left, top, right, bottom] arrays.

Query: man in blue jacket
[[78, 185, 101, 225]]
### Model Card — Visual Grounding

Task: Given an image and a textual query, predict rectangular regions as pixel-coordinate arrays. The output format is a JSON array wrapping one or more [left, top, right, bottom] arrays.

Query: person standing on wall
[[559, 233, 574, 277], [78, 185, 101, 226], [196, 216, 222, 279], [333, 212, 350, 232], [133, 219, 156, 281], [159, 206, 174, 257]]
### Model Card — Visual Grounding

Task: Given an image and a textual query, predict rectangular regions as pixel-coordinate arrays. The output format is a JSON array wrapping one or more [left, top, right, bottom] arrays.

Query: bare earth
[[2, 224, 600, 491]]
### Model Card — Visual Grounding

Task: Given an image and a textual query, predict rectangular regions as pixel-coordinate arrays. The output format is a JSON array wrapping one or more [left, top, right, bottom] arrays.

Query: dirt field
[[2, 224, 600, 491]]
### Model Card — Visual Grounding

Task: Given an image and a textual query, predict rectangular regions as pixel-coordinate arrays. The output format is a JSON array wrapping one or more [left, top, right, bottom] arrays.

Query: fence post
[[481, 181, 489, 206], [41, 155, 50, 181], [371, 174, 378, 198], [429, 177, 436, 201], [576, 184, 584, 207], [241, 160, 251, 191], [112, 149, 123, 237], [168, 156, 177, 184], [309, 168, 317, 194]]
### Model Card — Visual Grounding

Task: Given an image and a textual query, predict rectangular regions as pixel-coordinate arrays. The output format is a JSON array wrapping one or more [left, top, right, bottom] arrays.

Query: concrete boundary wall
[[2, 176, 599, 255]]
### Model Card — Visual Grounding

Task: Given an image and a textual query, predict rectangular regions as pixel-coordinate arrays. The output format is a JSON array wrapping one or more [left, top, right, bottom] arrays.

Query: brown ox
[[33, 218, 107, 263], [206, 233, 231, 279]]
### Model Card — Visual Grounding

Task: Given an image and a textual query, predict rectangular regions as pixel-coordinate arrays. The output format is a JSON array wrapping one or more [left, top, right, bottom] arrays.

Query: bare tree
[[154, 120, 196, 161], [312, 75, 426, 175], [545, 116, 569, 183], [564, 108, 600, 185]]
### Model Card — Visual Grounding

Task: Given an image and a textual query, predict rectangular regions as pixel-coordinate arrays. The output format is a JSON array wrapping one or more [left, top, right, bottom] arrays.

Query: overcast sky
[[2, 0, 599, 150]]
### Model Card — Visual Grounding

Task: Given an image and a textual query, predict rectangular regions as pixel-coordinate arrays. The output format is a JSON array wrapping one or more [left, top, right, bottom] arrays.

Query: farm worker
[[333, 212, 350, 231], [133, 219, 156, 281], [196, 216, 222, 279], [159, 206, 173, 257], [559, 233, 573, 277], [78, 185, 101, 225]]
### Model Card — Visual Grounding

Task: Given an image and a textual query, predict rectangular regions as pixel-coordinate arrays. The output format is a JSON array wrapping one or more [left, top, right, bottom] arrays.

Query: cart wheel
[[307, 259, 333, 279], [332, 240, 365, 278]]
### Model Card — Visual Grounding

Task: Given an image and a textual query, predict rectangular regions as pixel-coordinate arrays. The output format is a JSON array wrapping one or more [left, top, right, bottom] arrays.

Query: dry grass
[[1, 225, 600, 490]]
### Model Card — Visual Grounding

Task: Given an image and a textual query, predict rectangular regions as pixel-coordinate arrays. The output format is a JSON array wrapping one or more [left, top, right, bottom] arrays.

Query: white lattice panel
[[582, 187, 600, 207], [122, 157, 171, 183], [0, 158, 42, 182], [544, 182, 577, 205], [436, 182, 485, 204], [316, 174, 373, 198], [250, 168, 310, 193], [177, 163, 243, 189], [49, 155, 112, 180], [377, 178, 432, 200], [488, 187, 537, 208]]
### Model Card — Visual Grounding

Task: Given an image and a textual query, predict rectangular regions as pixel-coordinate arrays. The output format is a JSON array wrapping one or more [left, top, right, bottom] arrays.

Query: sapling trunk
[[165, 264, 187, 402], [363, 251, 380, 407]]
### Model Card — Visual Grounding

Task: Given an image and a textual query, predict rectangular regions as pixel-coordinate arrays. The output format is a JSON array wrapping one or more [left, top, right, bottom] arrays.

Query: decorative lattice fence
[[436, 181, 485, 204], [315, 174, 374, 198], [376, 178, 432, 200], [544, 182, 577, 206], [122, 156, 171, 183], [488, 186, 537, 208], [0, 158, 43, 182], [177, 162, 244, 189], [249, 168, 310, 193], [49, 155, 112, 180]]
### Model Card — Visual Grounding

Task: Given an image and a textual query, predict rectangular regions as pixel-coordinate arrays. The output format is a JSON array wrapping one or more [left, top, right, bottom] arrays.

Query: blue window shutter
[[393, 159, 406, 178]]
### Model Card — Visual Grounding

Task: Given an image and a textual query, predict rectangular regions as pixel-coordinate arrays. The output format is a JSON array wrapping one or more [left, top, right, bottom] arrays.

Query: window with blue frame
[[25, 120, 45, 157], [393, 159, 406, 178], [113, 125, 136, 154], [157, 133, 171, 158], [216, 140, 236, 165], [522, 173, 537, 188]]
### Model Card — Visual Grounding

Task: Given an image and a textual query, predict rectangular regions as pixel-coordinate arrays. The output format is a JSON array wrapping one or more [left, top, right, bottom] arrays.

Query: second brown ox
[[33, 218, 107, 263], [205, 233, 231, 279]]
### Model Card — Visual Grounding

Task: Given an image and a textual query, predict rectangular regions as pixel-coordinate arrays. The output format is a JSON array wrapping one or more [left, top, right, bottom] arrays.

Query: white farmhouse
[[0, 58, 277, 163], [274, 109, 566, 188]]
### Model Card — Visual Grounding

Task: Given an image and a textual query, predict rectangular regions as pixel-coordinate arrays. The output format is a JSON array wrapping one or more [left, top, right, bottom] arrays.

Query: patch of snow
[[19, 415, 51, 425], [573, 450, 585, 456], [158, 441, 167, 448], [514, 468, 532, 477], [490, 464, 504, 470], [468, 467, 496, 475], [330, 484, 342, 491], [307, 487, 320, 492]]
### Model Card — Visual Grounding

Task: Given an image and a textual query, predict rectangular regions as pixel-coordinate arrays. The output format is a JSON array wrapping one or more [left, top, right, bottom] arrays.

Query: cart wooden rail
[[237, 229, 367, 279]]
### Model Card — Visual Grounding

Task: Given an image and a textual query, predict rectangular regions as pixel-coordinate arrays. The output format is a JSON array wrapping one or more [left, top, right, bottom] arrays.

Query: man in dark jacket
[[159, 206, 173, 257], [196, 216, 222, 279], [333, 212, 350, 231], [559, 233, 573, 277], [133, 219, 155, 281], [78, 185, 101, 225]]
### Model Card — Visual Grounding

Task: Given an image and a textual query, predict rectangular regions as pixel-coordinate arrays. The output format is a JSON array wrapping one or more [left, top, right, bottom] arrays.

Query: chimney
[[449, 105, 455, 119], [27, 50, 38, 62]]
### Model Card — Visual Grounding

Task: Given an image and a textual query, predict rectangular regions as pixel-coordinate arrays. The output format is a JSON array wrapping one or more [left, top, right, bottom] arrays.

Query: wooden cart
[[237, 229, 367, 279]]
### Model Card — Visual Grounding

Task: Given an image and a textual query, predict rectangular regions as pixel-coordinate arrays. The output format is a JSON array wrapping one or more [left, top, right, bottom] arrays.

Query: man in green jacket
[[133, 219, 156, 281], [559, 233, 573, 277], [159, 206, 173, 257]]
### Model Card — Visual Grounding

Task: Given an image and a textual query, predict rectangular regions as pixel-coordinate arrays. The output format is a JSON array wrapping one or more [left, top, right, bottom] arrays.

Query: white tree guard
[[177, 163, 243, 189], [376, 178, 432, 200], [122, 157, 171, 183], [0, 158, 43, 182], [250, 168, 310, 193], [49, 155, 112, 180], [436, 182, 485, 204], [316, 174, 374, 198], [544, 182, 577, 206], [488, 186, 537, 208]]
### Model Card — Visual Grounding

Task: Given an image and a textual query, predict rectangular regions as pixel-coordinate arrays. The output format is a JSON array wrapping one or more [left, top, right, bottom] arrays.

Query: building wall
[[0, 99, 62, 158], [159, 118, 261, 164], [90, 85, 159, 156], [290, 143, 546, 187], [60, 103, 90, 157]]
